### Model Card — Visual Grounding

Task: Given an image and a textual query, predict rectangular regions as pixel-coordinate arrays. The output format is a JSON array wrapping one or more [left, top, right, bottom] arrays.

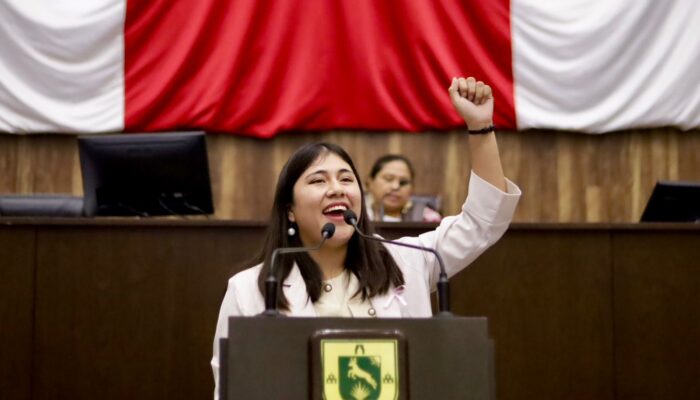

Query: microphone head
[[321, 222, 336, 238], [343, 210, 358, 225]]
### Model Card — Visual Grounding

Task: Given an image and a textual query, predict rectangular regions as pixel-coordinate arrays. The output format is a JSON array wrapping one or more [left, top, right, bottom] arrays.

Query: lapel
[[282, 264, 317, 317]]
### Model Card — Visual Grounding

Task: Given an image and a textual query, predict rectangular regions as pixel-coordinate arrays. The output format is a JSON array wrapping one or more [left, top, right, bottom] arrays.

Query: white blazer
[[211, 172, 521, 398]]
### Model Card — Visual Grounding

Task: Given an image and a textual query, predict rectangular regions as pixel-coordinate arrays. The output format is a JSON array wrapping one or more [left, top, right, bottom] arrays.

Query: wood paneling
[[32, 224, 264, 400], [1, 129, 699, 222], [454, 228, 615, 400], [613, 231, 700, 400], [2, 220, 700, 400], [0, 227, 35, 400]]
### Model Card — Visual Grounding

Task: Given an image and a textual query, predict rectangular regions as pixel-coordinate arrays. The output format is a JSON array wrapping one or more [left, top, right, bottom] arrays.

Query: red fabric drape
[[125, 0, 514, 137]]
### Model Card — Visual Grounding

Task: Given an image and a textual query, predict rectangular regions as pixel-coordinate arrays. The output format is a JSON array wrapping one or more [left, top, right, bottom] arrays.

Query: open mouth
[[322, 203, 348, 218]]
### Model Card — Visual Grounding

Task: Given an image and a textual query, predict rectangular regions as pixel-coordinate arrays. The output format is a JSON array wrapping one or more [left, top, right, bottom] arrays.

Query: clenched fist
[[448, 77, 494, 131]]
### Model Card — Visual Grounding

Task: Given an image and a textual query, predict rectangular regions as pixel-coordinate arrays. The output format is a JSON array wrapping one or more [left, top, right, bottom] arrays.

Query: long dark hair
[[255, 142, 404, 310]]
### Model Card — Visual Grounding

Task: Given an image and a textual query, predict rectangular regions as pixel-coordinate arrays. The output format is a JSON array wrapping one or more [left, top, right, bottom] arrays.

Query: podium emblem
[[321, 339, 398, 400]]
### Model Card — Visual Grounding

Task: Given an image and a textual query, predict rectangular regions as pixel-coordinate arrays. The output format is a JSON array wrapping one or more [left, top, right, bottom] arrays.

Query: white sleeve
[[211, 278, 243, 400], [392, 171, 521, 290]]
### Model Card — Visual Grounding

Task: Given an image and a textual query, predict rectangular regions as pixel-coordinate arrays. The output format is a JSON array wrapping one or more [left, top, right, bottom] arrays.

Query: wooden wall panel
[[32, 224, 265, 400], [1, 129, 699, 222], [0, 134, 78, 194], [613, 231, 700, 400], [454, 228, 615, 400], [0, 227, 35, 400], [0, 136, 18, 191]]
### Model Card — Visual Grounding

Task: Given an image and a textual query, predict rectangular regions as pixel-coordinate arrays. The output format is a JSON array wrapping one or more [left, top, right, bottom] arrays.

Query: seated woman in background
[[366, 155, 443, 222]]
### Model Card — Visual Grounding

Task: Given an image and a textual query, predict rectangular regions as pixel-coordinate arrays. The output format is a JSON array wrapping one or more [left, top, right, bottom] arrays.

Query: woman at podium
[[211, 77, 521, 396]]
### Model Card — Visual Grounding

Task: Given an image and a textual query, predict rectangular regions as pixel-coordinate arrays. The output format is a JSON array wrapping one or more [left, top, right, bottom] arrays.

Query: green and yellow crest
[[321, 339, 399, 400]]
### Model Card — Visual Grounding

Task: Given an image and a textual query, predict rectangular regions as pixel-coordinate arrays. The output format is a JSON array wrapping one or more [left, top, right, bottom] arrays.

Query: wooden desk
[[1, 219, 698, 400]]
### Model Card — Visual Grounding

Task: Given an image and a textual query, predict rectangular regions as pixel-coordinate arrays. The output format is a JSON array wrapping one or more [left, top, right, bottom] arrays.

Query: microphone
[[343, 210, 452, 317], [262, 222, 336, 316]]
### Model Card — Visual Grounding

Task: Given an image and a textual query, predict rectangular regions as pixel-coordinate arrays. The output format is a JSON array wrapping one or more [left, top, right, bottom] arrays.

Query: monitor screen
[[78, 132, 214, 217], [640, 181, 700, 222]]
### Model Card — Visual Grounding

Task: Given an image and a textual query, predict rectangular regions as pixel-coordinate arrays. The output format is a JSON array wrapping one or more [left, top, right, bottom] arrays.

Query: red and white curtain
[[1, 0, 698, 136]]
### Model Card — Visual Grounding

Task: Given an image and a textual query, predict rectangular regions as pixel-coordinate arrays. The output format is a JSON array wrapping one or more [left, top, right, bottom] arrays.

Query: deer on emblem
[[347, 357, 378, 390]]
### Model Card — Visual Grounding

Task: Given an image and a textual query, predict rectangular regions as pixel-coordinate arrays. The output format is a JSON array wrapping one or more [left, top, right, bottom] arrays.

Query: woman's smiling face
[[289, 151, 362, 247]]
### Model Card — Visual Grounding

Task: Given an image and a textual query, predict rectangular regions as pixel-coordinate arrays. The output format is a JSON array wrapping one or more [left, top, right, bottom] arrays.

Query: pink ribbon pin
[[383, 285, 407, 308]]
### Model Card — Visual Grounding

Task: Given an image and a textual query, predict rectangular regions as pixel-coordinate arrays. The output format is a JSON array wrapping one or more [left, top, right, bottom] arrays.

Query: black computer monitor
[[640, 181, 700, 222], [78, 132, 214, 217]]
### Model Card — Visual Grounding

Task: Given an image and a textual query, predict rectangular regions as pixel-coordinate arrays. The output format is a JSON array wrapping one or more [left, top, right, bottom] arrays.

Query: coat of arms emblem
[[321, 340, 399, 400]]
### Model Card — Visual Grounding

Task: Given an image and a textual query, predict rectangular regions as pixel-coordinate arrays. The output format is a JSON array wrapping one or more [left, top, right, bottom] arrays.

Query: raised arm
[[448, 77, 506, 192]]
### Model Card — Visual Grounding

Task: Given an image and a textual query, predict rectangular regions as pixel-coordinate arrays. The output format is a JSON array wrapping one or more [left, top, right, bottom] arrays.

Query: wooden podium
[[220, 316, 495, 399]]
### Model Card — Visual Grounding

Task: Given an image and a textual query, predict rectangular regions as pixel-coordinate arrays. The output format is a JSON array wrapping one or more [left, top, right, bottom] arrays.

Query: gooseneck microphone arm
[[343, 210, 452, 317], [263, 223, 336, 316]]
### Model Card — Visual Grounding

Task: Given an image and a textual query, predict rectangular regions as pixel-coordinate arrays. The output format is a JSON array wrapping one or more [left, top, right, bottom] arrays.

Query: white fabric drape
[[0, 0, 124, 133], [512, 0, 700, 132]]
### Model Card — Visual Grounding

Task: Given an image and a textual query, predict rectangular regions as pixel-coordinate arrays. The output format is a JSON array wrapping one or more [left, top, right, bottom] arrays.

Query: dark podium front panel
[[222, 316, 493, 400]]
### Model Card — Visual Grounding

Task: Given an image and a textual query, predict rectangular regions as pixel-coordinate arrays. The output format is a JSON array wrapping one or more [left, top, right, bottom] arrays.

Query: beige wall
[[1, 128, 699, 222]]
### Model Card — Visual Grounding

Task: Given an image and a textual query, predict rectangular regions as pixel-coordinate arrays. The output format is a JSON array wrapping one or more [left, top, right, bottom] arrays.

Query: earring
[[287, 225, 296, 236]]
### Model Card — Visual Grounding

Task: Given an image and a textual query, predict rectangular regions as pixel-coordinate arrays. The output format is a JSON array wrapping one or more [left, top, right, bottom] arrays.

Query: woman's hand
[[448, 77, 506, 191], [448, 77, 494, 130]]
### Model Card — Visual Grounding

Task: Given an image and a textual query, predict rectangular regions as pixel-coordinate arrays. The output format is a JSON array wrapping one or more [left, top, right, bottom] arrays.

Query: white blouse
[[313, 270, 377, 318]]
